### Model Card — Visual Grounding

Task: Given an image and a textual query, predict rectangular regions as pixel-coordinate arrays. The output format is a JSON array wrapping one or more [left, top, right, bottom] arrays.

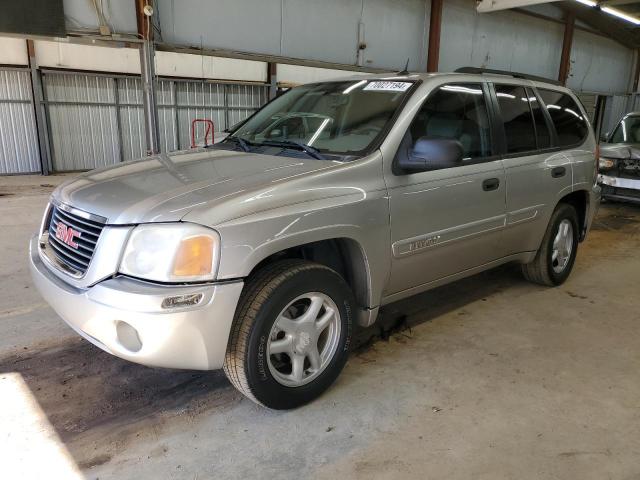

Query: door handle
[[551, 166, 566, 178], [482, 178, 500, 191]]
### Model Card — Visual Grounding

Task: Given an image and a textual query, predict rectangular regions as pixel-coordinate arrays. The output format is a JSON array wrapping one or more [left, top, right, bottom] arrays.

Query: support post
[[136, 0, 160, 155], [267, 62, 277, 100], [27, 39, 50, 175], [593, 95, 607, 140], [558, 12, 575, 86], [633, 49, 640, 93], [427, 0, 444, 73], [139, 40, 160, 155]]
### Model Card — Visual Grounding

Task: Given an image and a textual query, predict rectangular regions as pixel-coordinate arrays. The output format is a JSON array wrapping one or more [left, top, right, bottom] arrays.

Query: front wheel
[[223, 260, 354, 409], [522, 203, 579, 286]]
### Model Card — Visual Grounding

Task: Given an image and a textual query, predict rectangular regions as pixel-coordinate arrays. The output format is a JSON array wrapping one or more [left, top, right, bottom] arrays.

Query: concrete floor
[[1, 174, 639, 480]]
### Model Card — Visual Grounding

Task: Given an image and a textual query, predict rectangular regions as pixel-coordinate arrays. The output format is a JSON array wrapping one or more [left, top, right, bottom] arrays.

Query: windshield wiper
[[260, 139, 326, 160], [223, 136, 251, 152]]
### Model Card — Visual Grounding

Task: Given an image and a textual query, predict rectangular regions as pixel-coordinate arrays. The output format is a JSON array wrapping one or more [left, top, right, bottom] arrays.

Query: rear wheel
[[522, 203, 579, 286], [223, 260, 354, 409]]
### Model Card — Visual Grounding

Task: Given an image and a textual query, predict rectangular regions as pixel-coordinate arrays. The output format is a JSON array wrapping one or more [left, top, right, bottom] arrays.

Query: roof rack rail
[[454, 67, 562, 86]]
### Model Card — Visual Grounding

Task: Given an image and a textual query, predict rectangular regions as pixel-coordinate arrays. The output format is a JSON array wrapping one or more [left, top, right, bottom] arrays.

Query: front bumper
[[598, 174, 640, 203], [29, 235, 244, 370]]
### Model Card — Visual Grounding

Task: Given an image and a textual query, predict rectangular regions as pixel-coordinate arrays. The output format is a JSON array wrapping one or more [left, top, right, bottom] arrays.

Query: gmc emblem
[[55, 222, 81, 249]]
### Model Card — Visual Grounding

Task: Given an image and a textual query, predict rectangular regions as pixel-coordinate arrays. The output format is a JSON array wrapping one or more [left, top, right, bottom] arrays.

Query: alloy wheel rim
[[552, 219, 574, 274], [267, 292, 341, 387]]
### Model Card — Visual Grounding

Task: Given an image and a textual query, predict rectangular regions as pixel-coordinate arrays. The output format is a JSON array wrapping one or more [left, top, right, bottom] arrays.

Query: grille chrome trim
[[53, 199, 108, 224], [53, 208, 102, 235], [45, 202, 106, 277]]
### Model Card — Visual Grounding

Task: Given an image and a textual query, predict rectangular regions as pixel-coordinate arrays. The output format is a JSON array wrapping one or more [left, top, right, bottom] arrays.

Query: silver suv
[[30, 71, 600, 409]]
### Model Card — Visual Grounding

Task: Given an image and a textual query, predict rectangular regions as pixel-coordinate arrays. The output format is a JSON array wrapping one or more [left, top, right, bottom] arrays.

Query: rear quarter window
[[537, 89, 589, 147]]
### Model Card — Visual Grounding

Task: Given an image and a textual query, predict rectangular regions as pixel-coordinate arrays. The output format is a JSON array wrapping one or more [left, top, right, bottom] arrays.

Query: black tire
[[521, 203, 579, 286], [223, 259, 354, 409]]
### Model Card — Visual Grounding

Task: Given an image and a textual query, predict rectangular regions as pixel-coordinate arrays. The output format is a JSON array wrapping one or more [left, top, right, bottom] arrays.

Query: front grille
[[620, 159, 640, 178], [602, 185, 640, 200], [47, 205, 105, 275], [612, 187, 640, 198]]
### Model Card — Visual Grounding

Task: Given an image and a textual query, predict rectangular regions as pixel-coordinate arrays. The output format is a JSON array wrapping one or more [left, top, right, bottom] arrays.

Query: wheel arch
[[244, 237, 374, 311], [557, 189, 590, 241]]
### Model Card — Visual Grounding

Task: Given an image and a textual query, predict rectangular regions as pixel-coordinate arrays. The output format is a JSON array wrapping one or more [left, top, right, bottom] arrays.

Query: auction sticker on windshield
[[364, 81, 412, 92]]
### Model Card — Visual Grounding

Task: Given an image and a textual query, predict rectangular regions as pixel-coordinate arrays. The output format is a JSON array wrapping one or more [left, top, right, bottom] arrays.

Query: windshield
[[610, 115, 640, 144], [227, 79, 416, 156]]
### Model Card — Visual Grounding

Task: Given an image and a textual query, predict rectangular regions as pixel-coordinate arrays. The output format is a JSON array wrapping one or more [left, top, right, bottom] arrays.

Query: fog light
[[161, 293, 204, 309], [116, 321, 142, 352]]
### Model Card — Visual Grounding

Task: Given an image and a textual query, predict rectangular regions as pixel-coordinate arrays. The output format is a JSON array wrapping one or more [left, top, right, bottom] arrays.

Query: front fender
[[212, 191, 390, 309]]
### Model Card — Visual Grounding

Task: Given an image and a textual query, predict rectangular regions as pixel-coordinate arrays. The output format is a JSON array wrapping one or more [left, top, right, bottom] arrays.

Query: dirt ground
[[1, 175, 639, 480]]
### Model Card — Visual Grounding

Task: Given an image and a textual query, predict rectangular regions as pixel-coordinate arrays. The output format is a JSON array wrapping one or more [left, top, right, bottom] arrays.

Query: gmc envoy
[[31, 70, 600, 409]]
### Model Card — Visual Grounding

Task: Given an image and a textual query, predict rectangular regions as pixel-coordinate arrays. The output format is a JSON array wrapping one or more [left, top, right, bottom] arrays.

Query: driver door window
[[399, 83, 492, 166]]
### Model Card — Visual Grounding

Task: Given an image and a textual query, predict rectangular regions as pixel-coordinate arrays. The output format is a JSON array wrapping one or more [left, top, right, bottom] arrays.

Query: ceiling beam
[[476, 0, 561, 12]]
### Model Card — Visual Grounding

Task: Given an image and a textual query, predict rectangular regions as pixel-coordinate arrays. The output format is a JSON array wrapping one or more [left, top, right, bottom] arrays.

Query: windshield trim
[[225, 79, 422, 159]]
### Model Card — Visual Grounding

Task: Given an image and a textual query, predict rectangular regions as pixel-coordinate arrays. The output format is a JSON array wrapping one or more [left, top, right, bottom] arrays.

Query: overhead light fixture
[[601, 6, 640, 25], [574, 0, 640, 26], [476, 1, 562, 13]]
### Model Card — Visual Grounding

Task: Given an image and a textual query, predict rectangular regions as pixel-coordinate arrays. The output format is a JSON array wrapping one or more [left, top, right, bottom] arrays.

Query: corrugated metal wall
[[65, 0, 633, 82], [152, 0, 634, 89], [576, 93, 597, 123], [227, 83, 269, 127], [0, 68, 40, 174], [175, 81, 267, 147], [44, 72, 120, 171], [176, 81, 227, 148], [116, 76, 146, 162], [117, 77, 179, 160], [440, 0, 564, 80], [42, 71, 268, 171], [602, 95, 631, 135], [569, 29, 634, 94]]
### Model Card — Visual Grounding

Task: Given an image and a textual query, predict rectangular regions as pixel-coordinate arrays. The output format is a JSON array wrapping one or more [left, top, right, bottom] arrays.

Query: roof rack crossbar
[[454, 67, 562, 86]]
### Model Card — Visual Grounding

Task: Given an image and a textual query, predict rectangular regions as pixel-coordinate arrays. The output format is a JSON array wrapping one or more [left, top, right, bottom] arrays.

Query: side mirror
[[599, 132, 609, 143], [398, 137, 464, 173]]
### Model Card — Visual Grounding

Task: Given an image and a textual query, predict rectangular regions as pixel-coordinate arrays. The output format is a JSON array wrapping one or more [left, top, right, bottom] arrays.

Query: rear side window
[[494, 85, 536, 153], [408, 83, 492, 161], [538, 89, 588, 147]]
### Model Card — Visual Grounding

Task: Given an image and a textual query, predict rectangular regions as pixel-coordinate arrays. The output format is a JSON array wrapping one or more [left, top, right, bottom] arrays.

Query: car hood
[[600, 143, 640, 160], [53, 148, 339, 225]]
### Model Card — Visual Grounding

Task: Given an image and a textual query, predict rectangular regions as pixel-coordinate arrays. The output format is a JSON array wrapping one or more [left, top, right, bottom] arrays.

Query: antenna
[[397, 58, 410, 75]]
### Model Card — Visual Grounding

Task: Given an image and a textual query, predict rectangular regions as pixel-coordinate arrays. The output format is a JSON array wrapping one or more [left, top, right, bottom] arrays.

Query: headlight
[[599, 158, 615, 170], [120, 223, 220, 282]]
